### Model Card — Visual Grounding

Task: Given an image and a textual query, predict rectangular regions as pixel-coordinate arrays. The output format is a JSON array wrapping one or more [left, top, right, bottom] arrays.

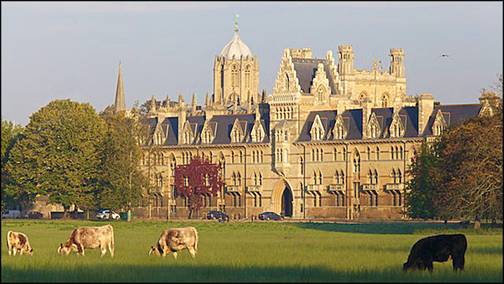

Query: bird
[[440, 54, 450, 58]]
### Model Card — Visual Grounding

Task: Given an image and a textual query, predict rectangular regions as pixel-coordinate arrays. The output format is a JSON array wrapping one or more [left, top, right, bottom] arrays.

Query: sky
[[2, 1, 502, 126]]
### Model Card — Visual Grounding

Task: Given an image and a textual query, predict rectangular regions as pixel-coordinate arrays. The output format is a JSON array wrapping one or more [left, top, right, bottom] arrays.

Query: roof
[[292, 58, 338, 94], [220, 32, 253, 59], [424, 104, 481, 135]]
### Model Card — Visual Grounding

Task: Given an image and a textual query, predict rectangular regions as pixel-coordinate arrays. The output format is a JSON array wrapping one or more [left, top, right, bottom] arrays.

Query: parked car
[[96, 209, 120, 220], [25, 211, 43, 219], [206, 210, 229, 222], [1, 210, 21, 219], [258, 211, 283, 221]]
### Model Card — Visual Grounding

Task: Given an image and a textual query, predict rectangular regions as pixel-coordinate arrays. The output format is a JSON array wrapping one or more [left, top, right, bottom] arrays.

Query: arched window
[[392, 169, 397, 184], [367, 147, 371, 160], [376, 146, 380, 160], [397, 169, 402, 183], [399, 146, 403, 160], [231, 65, 239, 88], [369, 169, 374, 184], [319, 171, 323, 185], [374, 169, 378, 185], [391, 146, 395, 160], [382, 94, 389, 108], [245, 65, 251, 89]]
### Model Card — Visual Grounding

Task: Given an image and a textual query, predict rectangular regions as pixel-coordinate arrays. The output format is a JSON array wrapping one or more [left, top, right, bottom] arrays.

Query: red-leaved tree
[[174, 156, 223, 219]]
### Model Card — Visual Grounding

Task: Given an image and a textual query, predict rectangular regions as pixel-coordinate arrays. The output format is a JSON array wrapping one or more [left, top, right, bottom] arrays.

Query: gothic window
[[335, 171, 340, 184], [374, 169, 378, 185], [239, 151, 243, 163], [259, 173, 263, 185], [432, 110, 447, 136], [369, 170, 374, 184], [313, 171, 317, 185], [382, 94, 389, 108], [310, 115, 325, 141], [285, 73, 290, 92], [397, 169, 402, 183], [367, 147, 371, 160], [399, 146, 403, 160], [353, 151, 360, 174], [367, 113, 381, 139], [319, 171, 323, 186], [232, 65, 239, 88], [317, 86, 325, 101], [231, 151, 235, 164], [343, 148, 347, 161], [245, 65, 251, 89], [340, 170, 345, 184], [391, 146, 395, 160], [389, 112, 405, 138], [376, 147, 380, 160]]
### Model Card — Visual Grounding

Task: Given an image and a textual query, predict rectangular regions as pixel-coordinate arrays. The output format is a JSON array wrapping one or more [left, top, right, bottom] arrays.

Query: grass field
[[1, 220, 502, 282]]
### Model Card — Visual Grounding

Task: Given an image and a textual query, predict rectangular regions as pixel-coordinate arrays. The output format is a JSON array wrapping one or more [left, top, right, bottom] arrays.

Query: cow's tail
[[192, 227, 198, 251]]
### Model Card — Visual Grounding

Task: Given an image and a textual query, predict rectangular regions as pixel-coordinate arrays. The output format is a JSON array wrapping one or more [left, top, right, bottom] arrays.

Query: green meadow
[[1, 220, 502, 282]]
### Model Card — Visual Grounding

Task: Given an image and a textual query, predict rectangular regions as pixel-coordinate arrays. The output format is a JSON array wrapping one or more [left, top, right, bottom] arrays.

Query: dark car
[[207, 210, 229, 222], [25, 211, 43, 219], [258, 211, 283, 221]]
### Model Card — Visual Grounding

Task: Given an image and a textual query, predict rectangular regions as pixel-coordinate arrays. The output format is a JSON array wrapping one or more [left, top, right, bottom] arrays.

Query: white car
[[96, 209, 120, 220]]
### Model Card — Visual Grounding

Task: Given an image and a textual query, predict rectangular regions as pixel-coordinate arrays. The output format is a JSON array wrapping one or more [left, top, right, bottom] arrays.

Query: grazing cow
[[58, 224, 115, 257], [7, 231, 33, 256], [149, 227, 198, 259], [403, 234, 467, 272]]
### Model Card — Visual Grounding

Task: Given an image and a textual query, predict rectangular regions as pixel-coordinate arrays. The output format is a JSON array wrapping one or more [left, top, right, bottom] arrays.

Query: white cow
[[58, 224, 115, 257], [149, 227, 198, 259]]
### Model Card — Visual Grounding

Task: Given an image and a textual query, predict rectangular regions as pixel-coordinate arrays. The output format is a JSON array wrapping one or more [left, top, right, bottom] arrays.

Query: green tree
[[405, 142, 442, 219], [96, 110, 148, 211], [1, 120, 24, 211], [4, 100, 106, 216]]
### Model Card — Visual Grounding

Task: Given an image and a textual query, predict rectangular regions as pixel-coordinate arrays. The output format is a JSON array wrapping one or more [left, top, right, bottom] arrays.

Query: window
[[245, 65, 251, 89], [376, 147, 380, 160], [232, 65, 239, 88], [367, 147, 371, 160]]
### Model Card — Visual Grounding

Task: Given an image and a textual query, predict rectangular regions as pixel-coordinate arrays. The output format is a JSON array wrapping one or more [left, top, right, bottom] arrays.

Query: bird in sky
[[440, 54, 450, 58]]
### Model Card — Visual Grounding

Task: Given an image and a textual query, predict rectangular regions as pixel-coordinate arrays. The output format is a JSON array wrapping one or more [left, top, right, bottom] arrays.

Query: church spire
[[114, 62, 126, 112], [234, 14, 239, 33]]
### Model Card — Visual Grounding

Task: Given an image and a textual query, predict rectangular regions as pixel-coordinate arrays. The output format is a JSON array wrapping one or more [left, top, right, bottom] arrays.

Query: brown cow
[[7, 231, 33, 256], [149, 227, 198, 259], [58, 224, 115, 257]]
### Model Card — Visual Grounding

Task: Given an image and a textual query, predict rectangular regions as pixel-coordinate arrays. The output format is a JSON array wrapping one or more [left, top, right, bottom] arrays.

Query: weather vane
[[234, 14, 239, 33]]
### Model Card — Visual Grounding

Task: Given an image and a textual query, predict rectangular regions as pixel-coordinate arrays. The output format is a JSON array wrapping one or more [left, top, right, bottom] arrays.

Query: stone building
[[114, 21, 501, 220]]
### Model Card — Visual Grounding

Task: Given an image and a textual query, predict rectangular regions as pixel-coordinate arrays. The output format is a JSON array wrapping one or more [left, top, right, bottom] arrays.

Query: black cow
[[403, 234, 467, 272]]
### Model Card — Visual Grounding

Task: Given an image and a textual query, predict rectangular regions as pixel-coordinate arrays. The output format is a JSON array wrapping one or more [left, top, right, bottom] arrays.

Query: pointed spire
[[114, 62, 126, 112], [261, 89, 266, 103], [205, 92, 210, 107], [191, 93, 197, 114], [164, 95, 170, 108], [149, 96, 157, 112]]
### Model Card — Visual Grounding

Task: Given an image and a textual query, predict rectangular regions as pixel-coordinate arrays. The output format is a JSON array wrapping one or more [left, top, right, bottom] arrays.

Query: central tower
[[213, 16, 259, 112]]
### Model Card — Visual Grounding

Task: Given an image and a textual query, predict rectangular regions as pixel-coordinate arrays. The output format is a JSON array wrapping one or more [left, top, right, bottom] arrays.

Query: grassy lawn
[[1, 220, 502, 282]]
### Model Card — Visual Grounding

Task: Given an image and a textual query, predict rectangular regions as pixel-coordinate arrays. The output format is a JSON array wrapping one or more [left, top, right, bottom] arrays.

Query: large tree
[[174, 156, 223, 219], [4, 100, 106, 215], [435, 107, 503, 221], [405, 142, 443, 219], [96, 109, 148, 211], [1, 120, 24, 211]]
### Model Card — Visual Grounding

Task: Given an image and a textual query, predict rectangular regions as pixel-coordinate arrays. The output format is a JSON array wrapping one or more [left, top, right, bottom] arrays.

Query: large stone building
[[114, 21, 501, 220]]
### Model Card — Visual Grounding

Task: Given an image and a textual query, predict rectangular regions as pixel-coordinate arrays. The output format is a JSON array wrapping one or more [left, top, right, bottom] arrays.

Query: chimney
[[178, 99, 187, 144], [362, 98, 373, 139], [417, 93, 434, 136]]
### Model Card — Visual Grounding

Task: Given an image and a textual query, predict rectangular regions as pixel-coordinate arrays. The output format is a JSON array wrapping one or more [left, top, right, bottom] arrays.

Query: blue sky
[[2, 1, 502, 125]]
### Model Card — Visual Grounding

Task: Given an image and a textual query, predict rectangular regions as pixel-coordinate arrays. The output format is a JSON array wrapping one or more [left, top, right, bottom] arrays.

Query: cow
[[6, 231, 33, 256], [148, 227, 198, 259], [403, 234, 467, 272], [58, 224, 115, 257]]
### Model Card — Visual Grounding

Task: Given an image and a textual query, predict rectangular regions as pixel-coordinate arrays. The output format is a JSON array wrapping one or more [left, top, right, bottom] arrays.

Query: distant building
[[114, 20, 501, 220]]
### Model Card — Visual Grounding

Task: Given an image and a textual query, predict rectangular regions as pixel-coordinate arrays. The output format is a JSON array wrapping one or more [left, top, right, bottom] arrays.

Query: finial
[[234, 14, 239, 33]]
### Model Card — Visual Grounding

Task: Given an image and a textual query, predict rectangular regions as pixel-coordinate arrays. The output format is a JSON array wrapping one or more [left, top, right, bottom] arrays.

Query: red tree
[[174, 156, 223, 219]]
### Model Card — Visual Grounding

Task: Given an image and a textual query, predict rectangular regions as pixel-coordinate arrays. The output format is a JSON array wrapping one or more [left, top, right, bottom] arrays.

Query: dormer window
[[366, 113, 381, 139], [310, 114, 325, 141], [432, 110, 447, 136], [333, 114, 347, 140], [230, 119, 244, 143], [389, 111, 405, 138]]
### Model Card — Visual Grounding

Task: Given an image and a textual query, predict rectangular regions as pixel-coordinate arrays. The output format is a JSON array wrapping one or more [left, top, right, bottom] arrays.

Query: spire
[[205, 92, 210, 107], [114, 62, 126, 112], [191, 93, 197, 114], [149, 96, 157, 112], [234, 14, 239, 33]]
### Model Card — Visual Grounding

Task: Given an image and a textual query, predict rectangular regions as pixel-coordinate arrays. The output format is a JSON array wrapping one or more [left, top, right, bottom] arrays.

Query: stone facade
[[120, 23, 500, 220]]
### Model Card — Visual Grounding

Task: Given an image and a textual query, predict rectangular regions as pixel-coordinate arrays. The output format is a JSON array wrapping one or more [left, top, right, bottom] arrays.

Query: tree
[[405, 142, 443, 219], [96, 109, 148, 211], [174, 156, 223, 219], [1, 120, 24, 211], [435, 108, 503, 221], [4, 100, 106, 216]]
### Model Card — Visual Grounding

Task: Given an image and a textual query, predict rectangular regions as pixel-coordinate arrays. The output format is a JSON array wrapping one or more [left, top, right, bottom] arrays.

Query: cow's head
[[403, 260, 424, 272], [58, 242, 76, 256], [24, 245, 34, 256], [148, 245, 161, 256]]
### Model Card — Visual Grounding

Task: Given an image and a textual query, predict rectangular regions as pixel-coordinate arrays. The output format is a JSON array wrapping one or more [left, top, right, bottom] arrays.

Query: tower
[[389, 48, 405, 78], [213, 15, 259, 111], [114, 62, 126, 113], [337, 45, 354, 75]]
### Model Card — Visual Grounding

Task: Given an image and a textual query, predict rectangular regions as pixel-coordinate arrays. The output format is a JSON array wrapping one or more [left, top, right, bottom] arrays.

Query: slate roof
[[424, 104, 481, 135], [298, 109, 362, 142], [292, 58, 338, 94]]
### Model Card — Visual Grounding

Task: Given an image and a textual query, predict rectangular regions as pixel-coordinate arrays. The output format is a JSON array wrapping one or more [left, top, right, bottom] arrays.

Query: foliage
[[1, 120, 24, 211], [96, 110, 148, 211], [405, 142, 442, 219], [434, 108, 503, 221], [3, 100, 106, 213], [174, 156, 223, 218]]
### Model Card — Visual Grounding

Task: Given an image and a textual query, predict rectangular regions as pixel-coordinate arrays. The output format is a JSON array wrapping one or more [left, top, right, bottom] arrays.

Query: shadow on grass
[[293, 222, 502, 235], [2, 263, 502, 283]]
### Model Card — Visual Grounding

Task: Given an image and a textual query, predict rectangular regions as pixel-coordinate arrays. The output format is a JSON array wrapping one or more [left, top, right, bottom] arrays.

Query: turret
[[389, 48, 405, 78], [337, 44, 354, 75]]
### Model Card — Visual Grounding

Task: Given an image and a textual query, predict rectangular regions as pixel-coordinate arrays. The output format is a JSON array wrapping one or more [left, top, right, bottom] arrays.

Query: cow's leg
[[188, 247, 196, 258], [452, 254, 465, 271], [12, 248, 17, 256], [77, 244, 85, 256], [172, 251, 178, 259], [7, 243, 12, 256], [19, 249, 24, 256], [108, 242, 114, 258], [100, 245, 107, 257]]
